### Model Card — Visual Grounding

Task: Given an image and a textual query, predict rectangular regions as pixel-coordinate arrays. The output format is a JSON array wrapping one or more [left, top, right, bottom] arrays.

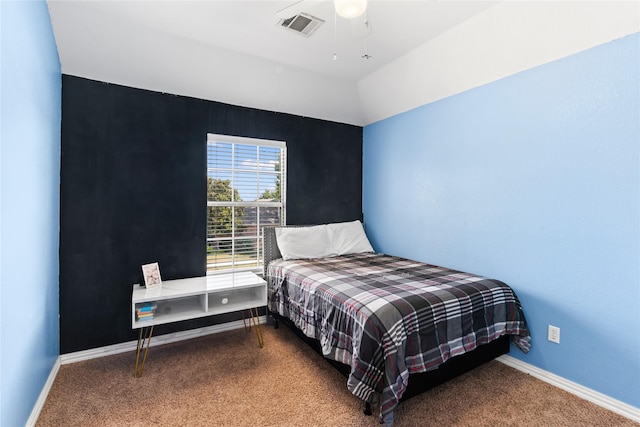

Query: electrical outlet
[[548, 325, 560, 344]]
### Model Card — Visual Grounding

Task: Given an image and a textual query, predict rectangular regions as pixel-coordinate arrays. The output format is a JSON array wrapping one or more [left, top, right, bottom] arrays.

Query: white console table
[[131, 271, 266, 377]]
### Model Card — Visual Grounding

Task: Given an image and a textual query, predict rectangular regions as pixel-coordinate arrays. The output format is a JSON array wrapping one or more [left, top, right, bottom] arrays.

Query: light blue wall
[[1, 1, 61, 425], [363, 33, 639, 408]]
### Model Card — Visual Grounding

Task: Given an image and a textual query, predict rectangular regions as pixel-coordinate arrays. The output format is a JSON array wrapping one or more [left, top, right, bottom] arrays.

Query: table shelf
[[208, 287, 265, 315], [131, 272, 267, 329]]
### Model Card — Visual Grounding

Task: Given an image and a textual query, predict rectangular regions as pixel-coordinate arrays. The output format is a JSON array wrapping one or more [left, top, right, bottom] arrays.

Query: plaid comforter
[[267, 253, 530, 425]]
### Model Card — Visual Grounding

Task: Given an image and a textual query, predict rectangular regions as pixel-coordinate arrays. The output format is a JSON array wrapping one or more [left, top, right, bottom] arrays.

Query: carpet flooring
[[37, 324, 637, 426]]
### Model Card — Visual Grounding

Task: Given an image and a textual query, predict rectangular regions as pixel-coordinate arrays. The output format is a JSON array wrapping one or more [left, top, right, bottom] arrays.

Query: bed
[[263, 221, 530, 425]]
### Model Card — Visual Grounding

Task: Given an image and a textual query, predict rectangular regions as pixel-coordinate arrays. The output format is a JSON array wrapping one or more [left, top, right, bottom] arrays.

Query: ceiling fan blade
[[276, 1, 308, 19]]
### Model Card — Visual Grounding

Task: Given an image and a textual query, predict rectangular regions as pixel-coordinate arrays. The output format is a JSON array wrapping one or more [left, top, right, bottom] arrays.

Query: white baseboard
[[497, 355, 640, 423], [59, 316, 266, 364], [26, 356, 61, 427], [28, 317, 266, 426]]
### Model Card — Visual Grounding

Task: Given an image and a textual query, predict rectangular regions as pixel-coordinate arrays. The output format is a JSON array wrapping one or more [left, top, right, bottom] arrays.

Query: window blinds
[[206, 134, 286, 273]]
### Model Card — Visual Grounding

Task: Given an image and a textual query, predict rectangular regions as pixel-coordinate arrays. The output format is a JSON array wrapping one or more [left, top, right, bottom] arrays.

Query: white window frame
[[206, 133, 286, 275]]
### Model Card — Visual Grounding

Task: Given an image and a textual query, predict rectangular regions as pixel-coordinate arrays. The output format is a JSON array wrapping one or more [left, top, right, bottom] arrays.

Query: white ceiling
[[47, 1, 499, 124], [46, 1, 639, 126], [48, 1, 498, 82]]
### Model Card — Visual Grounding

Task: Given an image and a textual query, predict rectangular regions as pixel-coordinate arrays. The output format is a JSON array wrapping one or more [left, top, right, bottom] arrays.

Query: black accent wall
[[60, 75, 363, 353]]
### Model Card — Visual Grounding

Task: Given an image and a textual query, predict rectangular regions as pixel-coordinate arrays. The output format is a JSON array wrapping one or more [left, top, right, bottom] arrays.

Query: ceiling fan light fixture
[[334, 0, 367, 19]]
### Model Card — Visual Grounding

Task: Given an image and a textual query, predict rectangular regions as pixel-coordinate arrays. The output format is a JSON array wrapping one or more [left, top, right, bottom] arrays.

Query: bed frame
[[262, 225, 510, 414]]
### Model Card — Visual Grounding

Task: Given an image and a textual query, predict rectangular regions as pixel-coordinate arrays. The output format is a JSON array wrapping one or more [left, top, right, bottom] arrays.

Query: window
[[206, 134, 286, 274]]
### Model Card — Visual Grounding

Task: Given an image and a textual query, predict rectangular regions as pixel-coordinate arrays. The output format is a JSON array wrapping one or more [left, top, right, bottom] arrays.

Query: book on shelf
[[136, 302, 157, 321]]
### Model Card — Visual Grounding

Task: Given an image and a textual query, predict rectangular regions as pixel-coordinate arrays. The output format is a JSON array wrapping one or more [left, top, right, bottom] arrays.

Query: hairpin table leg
[[247, 307, 265, 348], [134, 325, 154, 378]]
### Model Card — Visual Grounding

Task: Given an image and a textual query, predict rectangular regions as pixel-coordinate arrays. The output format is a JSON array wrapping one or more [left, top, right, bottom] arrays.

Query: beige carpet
[[37, 325, 637, 426]]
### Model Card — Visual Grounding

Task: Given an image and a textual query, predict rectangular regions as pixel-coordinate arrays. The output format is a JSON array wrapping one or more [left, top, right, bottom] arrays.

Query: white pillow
[[326, 220, 374, 256], [275, 225, 335, 260]]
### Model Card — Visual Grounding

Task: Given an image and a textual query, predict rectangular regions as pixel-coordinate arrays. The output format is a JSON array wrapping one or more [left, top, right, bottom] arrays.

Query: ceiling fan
[[276, 0, 372, 44], [276, 0, 368, 20]]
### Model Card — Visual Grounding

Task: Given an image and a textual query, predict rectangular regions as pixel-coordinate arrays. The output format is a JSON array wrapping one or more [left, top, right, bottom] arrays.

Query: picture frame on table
[[141, 262, 162, 290]]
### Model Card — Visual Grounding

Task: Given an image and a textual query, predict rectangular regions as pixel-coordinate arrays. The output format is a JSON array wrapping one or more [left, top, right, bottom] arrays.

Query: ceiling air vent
[[278, 13, 324, 37]]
